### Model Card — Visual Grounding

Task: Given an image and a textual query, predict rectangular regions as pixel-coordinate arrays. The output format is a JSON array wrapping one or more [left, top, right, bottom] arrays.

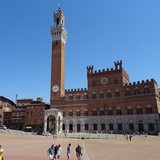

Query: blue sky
[[0, 0, 160, 104]]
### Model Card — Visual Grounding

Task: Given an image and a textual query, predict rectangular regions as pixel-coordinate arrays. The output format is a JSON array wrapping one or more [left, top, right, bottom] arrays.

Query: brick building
[[0, 96, 15, 125], [46, 7, 160, 135], [4, 98, 49, 132]]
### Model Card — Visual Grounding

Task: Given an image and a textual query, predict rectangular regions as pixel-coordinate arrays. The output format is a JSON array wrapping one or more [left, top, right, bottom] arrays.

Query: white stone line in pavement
[[82, 140, 90, 160]]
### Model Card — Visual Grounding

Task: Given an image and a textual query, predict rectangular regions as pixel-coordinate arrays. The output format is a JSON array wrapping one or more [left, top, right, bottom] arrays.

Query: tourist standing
[[47, 144, 54, 160], [67, 143, 71, 160], [57, 144, 62, 159], [75, 144, 82, 160]]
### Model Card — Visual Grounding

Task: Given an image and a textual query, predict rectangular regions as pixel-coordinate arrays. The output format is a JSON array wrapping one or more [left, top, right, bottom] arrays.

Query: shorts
[[49, 154, 54, 160]]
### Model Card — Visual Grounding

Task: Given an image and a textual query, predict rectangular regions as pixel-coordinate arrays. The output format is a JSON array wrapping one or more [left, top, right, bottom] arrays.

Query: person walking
[[67, 143, 71, 160], [75, 144, 82, 160], [57, 144, 62, 159], [0, 145, 4, 160], [47, 144, 55, 160]]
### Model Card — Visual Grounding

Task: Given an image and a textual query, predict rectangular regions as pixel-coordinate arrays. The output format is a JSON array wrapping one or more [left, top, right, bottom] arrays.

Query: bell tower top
[[51, 7, 67, 44]]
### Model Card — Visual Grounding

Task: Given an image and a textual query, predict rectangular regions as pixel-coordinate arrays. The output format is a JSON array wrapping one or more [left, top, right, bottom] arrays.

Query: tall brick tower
[[50, 7, 67, 107]]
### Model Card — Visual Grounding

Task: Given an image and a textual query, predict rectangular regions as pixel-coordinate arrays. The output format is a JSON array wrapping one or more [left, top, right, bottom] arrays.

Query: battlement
[[87, 61, 123, 75], [114, 60, 122, 70], [124, 79, 155, 86], [65, 88, 87, 92]]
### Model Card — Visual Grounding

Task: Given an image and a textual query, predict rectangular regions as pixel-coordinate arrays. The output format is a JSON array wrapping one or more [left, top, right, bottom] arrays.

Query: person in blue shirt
[[47, 144, 54, 160], [67, 143, 71, 160]]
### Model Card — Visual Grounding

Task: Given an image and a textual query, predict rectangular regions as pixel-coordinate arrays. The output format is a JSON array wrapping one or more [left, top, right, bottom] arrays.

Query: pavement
[[0, 132, 160, 160]]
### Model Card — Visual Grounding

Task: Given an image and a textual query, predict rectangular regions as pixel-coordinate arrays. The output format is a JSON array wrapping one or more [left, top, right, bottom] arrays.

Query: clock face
[[52, 85, 59, 93], [101, 77, 108, 85]]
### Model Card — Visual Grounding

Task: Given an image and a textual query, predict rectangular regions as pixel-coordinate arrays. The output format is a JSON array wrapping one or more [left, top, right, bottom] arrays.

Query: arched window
[[129, 123, 134, 131], [148, 123, 155, 131], [101, 123, 105, 130], [84, 109, 88, 116], [144, 86, 150, 94], [146, 105, 153, 114], [69, 124, 73, 132], [85, 124, 88, 130], [83, 92, 88, 99], [69, 94, 73, 100], [92, 92, 96, 99], [134, 87, 140, 95], [115, 89, 120, 97], [109, 123, 114, 130], [108, 108, 113, 115], [69, 110, 73, 116], [137, 105, 143, 114], [116, 107, 121, 115], [99, 91, 104, 98], [76, 93, 80, 100], [126, 88, 131, 96], [92, 108, 97, 116], [93, 123, 97, 130], [118, 123, 122, 131], [62, 124, 65, 130], [77, 124, 81, 132], [76, 109, 80, 116], [127, 106, 133, 115], [100, 108, 105, 116], [107, 90, 112, 98]]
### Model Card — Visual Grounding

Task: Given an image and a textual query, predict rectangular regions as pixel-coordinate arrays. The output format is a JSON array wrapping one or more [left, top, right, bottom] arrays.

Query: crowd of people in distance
[[47, 143, 83, 160]]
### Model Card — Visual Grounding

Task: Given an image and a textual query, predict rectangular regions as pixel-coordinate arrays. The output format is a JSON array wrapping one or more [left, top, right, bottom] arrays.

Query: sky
[[0, 0, 160, 104]]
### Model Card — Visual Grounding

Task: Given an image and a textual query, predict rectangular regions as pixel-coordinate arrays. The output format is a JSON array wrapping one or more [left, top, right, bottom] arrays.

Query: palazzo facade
[[47, 7, 160, 135]]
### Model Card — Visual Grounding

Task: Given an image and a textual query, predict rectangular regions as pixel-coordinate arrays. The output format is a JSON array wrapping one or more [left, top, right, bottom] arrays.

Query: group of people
[[47, 143, 83, 160], [47, 144, 62, 160]]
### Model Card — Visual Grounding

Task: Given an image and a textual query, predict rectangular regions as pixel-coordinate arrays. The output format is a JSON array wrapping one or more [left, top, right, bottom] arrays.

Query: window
[[101, 124, 105, 130], [108, 108, 113, 115], [107, 90, 112, 98], [127, 106, 133, 115], [93, 123, 97, 130], [137, 106, 142, 114], [144, 86, 150, 94], [84, 109, 88, 116], [109, 124, 114, 130], [134, 88, 140, 95], [76, 94, 80, 100], [76, 109, 80, 116], [100, 108, 105, 116], [126, 89, 131, 96], [92, 108, 97, 116], [83, 93, 88, 99], [62, 124, 65, 130], [116, 108, 122, 115], [92, 93, 96, 99], [99, 92, 104, 98], [129, 123, 134, 131], [69, 94, 73, 100], [118, 123, 122, 131], [85, 124, 88, 130], [69, 110, 73, 116], [146, 105, 153, 114], [115, 90, 120, 97]]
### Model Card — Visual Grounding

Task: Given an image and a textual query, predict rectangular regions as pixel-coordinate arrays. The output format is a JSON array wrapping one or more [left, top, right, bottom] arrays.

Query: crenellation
[[142, 80, 145, 83]]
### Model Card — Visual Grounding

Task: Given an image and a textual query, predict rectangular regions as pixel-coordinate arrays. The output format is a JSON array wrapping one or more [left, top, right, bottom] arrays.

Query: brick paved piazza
[[0, 133, 160, 160]]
